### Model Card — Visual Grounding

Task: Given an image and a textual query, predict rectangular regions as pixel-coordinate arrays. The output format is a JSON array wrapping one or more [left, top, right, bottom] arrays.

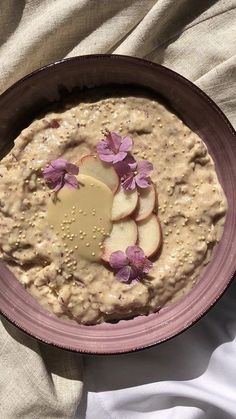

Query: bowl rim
[[0, 54, 235, 355]]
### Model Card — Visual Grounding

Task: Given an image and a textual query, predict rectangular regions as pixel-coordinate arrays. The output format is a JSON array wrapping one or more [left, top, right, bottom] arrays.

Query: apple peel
[[134, 183, 157, 222], [137, 214, 162, 257], [79, 154, 119, 194], [111, 186, 138, 221], [102, 219, 138, 262]]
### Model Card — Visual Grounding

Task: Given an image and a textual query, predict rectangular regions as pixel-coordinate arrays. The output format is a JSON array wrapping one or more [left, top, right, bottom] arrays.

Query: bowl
[[0, 55, 235, 354]]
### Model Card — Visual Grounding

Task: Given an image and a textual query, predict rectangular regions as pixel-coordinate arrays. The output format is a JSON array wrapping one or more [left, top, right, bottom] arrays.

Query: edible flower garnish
[[109, 245, 153, 283], [97, 131, 133, 164], [116, 157, 153, 190], [42, 159, 79, 191]]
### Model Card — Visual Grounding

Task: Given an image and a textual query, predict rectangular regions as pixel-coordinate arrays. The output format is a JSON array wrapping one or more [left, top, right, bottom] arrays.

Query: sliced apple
[[79, 154, 119, 194], [134, 183, 157, 222], [137, 214, 162, 257], [112, 186, 138, 221], [102, 219, 138, 262]]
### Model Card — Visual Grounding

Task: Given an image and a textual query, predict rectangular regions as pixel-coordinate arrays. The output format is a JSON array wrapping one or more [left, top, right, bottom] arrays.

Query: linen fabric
[[0, 1, 235, 418]]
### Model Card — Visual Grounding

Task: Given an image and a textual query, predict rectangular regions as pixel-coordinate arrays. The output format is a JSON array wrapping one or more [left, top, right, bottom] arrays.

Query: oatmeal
[[0, 89, 227, 324]]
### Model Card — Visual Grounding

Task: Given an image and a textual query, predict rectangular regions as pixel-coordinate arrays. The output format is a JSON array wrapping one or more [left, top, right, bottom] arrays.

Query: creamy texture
[[0, 90, 227, 324]]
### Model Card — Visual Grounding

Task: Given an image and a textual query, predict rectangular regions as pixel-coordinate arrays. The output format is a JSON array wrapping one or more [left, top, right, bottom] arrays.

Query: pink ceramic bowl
[[0, 55, 235, 354]]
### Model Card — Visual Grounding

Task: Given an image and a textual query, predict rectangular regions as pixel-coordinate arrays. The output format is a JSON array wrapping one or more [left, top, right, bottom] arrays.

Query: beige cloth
[[0, 319, 82, 419], [0, 1, 235, 418]]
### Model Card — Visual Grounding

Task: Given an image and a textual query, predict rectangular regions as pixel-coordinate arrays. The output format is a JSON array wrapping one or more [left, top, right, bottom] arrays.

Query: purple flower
[[42, 159, 79, 191], [115, 158, 153, 191], [96, 131, 133, 164], [109, 245, 153, 283]]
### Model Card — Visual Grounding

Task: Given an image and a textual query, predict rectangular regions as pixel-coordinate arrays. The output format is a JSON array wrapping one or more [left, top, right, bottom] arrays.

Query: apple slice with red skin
[[111, 186, 138, 221], [134, 183, 157, 222], [137, 214, 162, 257], [79, 154, 119, 194], [102, 219, 138, 262]]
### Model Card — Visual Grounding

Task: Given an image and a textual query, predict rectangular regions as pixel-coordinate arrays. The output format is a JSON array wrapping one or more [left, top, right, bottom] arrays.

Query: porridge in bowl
[[0, 88, 227, 324]]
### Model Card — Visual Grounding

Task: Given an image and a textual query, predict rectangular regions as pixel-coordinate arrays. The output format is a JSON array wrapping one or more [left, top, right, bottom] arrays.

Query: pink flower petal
[[114, 155, 136, 177], [142, 259, 153, 274], [125, 154, 137, 166], [97, 133, 134, 165], [51, 176, 64, 191], [42, 166, 62, 181], [128, 161, 137, 171], [43, 159, 79, 191], [112, 151, 127, 164], [126, 246, 145, 265], [108, 132, 122, 151], [65, 162, 79, 175], [109, 245, 153, 283], [116, 266, 132, 282], [109, 251, 128, 269], [122, 174, 136, 190], [137, 160, 153, 176], [129, 266, 141, 281], [51, 159, 68, 171], [97, 140, 116, 162], [114, 160, 128, 177], [135, 174, 151, 189], [96, 140, 113, 155], [100, 154, 116, 163], [119, 136, 133, 152], [64, 173, 79, 189]]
